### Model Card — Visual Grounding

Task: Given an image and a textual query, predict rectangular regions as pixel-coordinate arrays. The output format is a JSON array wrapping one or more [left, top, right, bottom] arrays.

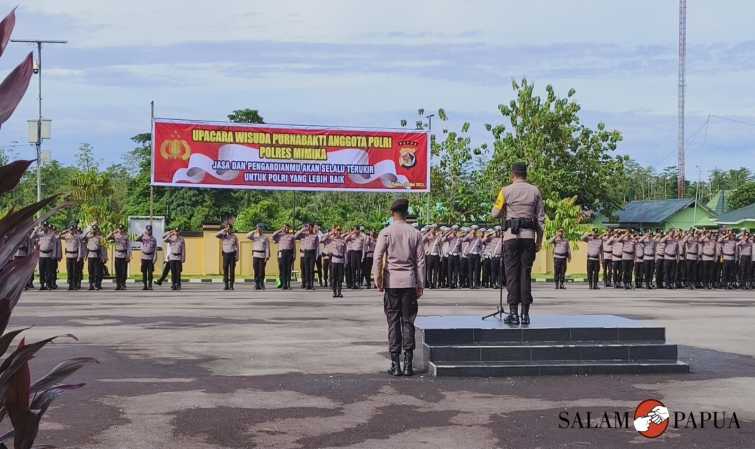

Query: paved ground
[[4, 284, 755, 449]]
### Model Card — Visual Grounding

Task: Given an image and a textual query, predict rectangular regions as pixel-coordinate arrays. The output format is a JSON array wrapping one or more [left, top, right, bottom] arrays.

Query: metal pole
[[36, 41, 42, 203], [11, 39, 67, 205], [150, 100, 155, 227]]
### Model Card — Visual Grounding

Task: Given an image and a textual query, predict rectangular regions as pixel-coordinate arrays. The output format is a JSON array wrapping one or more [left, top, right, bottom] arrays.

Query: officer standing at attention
[[322, 226, 347, 298], [136, 224, 158, 290], [217, 223, 239, 290], [372, 198, 425, 376], [164, 228, 186, 290], [550, 228, 571, 289], [295, 223, 320, 290], [445, 225, 462, 289], [491, 162, 545, 325], [345, 226, 365, 288], [107, 225, 132, 290], [362, 231, 377, 289], [83, 223, 105, 290], [60, 224, 83, 290], [602, 230, 614, 287], [272, 224, 296, 289], [247, 224, 270, 290], [582, 230, 603, 290], [33, 222, 56, 290]]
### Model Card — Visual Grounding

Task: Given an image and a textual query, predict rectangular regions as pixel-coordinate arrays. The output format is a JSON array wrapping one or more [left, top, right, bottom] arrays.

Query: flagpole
[[150, 100, 155, 228]]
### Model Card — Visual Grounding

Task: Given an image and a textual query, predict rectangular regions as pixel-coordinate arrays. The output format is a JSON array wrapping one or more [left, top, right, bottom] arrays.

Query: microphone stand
[[482, 218, 509, 320]]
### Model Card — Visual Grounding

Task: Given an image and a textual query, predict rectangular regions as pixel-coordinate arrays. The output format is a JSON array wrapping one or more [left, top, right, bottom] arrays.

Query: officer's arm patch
[[492, 189, 506, 217]]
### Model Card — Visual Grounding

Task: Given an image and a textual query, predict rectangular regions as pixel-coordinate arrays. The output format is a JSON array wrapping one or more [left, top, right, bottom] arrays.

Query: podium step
[[430, 360, 690, 377], [428, 342, 677, 363], [415, 315, 690, 377]]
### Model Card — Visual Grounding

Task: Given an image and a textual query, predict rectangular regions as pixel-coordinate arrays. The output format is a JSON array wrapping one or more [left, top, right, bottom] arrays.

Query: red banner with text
[[151, 119, 430, 192]]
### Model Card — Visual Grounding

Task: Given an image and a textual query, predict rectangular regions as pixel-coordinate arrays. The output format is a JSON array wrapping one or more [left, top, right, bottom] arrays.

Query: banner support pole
[[149, 100, 155, 228]]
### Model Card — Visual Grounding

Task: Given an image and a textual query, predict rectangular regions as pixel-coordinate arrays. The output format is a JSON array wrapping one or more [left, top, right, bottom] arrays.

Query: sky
[[0, 0, 754, 178]]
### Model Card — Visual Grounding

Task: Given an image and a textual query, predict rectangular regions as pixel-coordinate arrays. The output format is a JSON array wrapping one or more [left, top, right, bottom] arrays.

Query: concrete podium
[[415, 315, 689, 377]]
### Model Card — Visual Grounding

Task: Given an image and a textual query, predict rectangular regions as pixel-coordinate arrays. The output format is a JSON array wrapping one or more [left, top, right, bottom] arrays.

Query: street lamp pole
[[11, 39, 67, 203]]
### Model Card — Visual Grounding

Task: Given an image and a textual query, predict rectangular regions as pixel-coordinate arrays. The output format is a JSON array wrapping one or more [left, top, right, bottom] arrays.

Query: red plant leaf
[[5, 339, 31, 433], [30, 358, 97, 395], [0, 328, 29, 359], [0, 52, 33, 127], [0, 160, 33, 195], [0, 8, 15, 58]]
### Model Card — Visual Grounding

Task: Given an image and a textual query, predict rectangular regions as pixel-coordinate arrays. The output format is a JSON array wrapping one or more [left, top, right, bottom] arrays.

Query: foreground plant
[[0, 8, 96, 449]]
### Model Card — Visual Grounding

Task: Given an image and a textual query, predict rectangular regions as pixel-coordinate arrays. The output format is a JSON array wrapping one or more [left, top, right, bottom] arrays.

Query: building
[[706, 190, 733, 215], [716, 202, 755, 230], [617, 198, 717, 231]]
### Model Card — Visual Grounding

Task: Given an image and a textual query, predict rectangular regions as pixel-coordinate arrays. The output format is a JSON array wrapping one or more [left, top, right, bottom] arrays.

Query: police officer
[[322, 226, 347, 298], [60, 224, 83, 290], [273, 224, 296, 290], [345, 227, 365, 288], [83, 223, 105, 290], [661, 230, 680, 289], [551, 228, 571, 289], [619, 230, 636, 289], [108, 224, 131, 290], [445, 225, 462, 289], [217, 223, 239, 290], [682, 230, 700, 289], [372, 198, 425, 376], [33, 222, 56, 290], [247, 224, 270, 290], [14, 231, 34, 289], [641, 232, 657, 289], [602, 230, 614, 287], [489, 226, 504, 289], [491, 162, 545, 325], [136, 224, 158, 290], [582, 230, 603, 290], [737, 231, 752, 290], [362, 231, 376, 289], [611, 231, 624, 288], [424, 225, 443, 289], [295, 223, 320, 290], [719, 230, 738, 289], [164, 228, 186, 290]]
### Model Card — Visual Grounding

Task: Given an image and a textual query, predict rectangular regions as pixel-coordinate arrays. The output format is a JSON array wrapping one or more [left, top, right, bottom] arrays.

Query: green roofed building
[[617, 199, 718, 231], [716, 202, 755, 230], [706, 190, 733, 215]]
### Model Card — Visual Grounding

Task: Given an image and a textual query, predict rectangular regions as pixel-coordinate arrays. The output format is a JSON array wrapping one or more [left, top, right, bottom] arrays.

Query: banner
[[127, 216, 165, 250], [151, 119, 430, 192]]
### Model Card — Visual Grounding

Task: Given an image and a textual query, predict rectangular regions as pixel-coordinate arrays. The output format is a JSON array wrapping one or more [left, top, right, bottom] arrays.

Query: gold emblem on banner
[[398, 140, 417, 169], [160, 134, 191, 161]]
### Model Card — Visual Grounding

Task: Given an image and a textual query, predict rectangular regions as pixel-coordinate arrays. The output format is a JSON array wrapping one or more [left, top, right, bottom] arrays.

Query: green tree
[[228, 108, 265, 124], [544, 196, 591, 244], [729, 182, 755, 210], [484, 79, 624, 214]]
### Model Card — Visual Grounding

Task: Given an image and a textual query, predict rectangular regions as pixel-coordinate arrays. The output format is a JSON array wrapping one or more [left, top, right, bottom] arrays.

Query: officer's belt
[[587, 256, 600, 260], [623, 250, 634, 254], [40, 249, 52, 254], [65, 250, 78, 254], [723, 252, 735, 256], [142, 251, 154, 256], [555, 252, 569, 257]]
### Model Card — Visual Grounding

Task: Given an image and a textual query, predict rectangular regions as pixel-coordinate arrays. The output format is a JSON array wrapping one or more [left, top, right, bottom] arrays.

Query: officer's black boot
[[402, 350, 414, 376], [388, 353, 402, 376], [503, 304, 520, 325], [520, 303, 531, 325]]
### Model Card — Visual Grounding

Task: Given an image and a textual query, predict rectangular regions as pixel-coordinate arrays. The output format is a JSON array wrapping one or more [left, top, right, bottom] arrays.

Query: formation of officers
[[19, 220, 379, 297], [577, 228, 754, 290], [419, 224, 505, 290], [19, 215, 753, 295]]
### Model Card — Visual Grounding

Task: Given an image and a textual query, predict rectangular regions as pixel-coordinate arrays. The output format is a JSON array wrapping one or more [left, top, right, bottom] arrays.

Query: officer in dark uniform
[[491, 162, 545, 325]]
